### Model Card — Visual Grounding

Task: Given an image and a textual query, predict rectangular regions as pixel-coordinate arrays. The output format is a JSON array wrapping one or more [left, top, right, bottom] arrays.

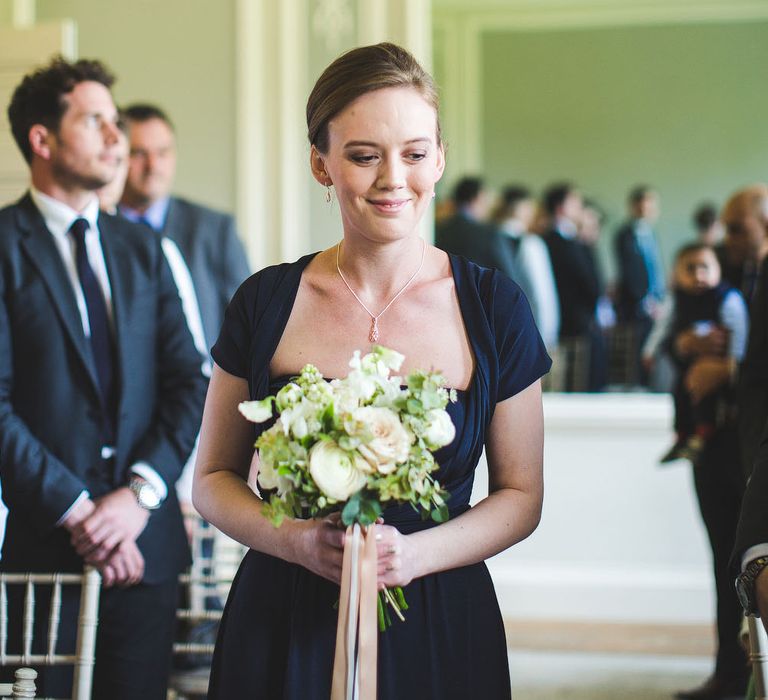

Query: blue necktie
[[69, 218, 116, 435]]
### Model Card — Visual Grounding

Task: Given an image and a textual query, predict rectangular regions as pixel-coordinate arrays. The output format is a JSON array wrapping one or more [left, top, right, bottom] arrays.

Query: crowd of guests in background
[[434, 177, 743, 399]]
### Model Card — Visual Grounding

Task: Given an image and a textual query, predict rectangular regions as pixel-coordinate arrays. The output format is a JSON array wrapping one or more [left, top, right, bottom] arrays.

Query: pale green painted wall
[[480, 21, 768, 280], [24, 0, 238, 215]]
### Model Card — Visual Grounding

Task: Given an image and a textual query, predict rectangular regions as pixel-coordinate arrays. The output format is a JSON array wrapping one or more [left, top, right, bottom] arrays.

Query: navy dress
[[207, 253, 551, 699]]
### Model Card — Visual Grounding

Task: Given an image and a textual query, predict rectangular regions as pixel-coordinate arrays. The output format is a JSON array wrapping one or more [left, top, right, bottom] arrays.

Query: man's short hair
[[452, 176, 483, 207], [7, 56, 115, 164], [122, 103, 174, 131], [692, 202, 718, 232], [675, 241, 716, 264], [542, 182, 575, 216], [628, 185, 654, 206]]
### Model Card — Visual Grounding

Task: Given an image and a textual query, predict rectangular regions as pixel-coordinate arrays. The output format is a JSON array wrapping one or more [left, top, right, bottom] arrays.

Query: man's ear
[[28, 124, 53, 161], [309, 145, 331, 186]]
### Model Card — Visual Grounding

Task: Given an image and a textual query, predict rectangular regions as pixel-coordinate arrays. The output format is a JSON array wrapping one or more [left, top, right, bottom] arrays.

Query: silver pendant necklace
[[335, 239, 426, 343]]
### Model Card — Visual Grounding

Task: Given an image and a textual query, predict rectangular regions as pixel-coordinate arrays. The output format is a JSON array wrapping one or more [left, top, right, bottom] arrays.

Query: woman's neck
[[334, 236, 427, 301]]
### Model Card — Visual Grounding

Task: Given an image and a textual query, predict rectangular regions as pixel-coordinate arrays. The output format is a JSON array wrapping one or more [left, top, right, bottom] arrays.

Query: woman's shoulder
[[234, 252, 318, 305]]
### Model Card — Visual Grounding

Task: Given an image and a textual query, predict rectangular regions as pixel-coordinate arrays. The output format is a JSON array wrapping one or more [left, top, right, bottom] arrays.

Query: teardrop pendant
[[369, 317, 379, 343]]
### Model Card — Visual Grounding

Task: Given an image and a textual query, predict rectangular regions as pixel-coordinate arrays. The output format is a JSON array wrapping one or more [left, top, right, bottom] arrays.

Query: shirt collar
[[556, 217, 578, 239], [119, 196, 170, 231], [29, 186, 100, 241]]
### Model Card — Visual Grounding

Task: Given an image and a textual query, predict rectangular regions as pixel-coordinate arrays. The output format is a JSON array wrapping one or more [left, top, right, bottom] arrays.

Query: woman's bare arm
[[192, 365, 345, 582], [376, 380, 545, 587]]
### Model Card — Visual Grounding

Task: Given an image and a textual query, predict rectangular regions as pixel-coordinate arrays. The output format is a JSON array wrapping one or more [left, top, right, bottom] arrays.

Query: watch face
[[138, 483, 161, 509]]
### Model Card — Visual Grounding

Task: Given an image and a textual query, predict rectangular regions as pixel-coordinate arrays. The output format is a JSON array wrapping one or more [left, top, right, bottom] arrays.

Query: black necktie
[[69, 218, 116, 432]]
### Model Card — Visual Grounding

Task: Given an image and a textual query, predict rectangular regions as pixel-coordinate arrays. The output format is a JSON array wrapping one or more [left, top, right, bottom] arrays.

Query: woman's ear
[[434, 142, 446, 182], [28, 124, 52, 161], [310, 145, 331, 186]]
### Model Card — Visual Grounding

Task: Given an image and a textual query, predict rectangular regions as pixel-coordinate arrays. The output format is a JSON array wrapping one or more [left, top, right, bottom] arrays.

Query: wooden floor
[[505, 619, 717, 657]]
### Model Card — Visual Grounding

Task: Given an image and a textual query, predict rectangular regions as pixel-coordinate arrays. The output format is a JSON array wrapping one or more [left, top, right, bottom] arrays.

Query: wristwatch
[[735, 556, 768, 616], [129, 476, 161, 511]]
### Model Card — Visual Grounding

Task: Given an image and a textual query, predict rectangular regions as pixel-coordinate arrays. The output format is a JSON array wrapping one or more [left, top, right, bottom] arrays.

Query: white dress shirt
[[29, 188, 168, 523]]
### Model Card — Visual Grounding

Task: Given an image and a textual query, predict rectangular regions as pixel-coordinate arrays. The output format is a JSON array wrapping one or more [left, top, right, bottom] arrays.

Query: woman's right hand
[[290, 515, 346, 585]]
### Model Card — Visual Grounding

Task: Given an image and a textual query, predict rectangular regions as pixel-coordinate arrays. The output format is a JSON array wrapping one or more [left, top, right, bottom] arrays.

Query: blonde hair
[[306, 42, 441, 154]]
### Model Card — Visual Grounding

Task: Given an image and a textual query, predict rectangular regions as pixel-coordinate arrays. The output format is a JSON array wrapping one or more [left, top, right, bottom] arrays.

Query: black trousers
[[2, 577, 179, 700], [692, 426, 749, 682]]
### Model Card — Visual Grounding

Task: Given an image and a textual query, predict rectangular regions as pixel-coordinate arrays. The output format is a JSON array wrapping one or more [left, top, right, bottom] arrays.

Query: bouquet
[[238, 345, 456, 629]]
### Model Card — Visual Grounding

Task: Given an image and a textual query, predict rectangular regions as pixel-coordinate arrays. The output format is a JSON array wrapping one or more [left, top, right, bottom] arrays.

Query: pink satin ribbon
[[331, 524, 378, 700]]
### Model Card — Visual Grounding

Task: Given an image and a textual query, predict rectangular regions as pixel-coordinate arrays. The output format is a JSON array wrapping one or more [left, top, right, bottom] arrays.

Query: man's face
[[723, 197, 768, 265], [675, 249, 721, 294], [46, 81, 122, 190], [124, 117, 176, 207], [633, 193, 659, 222]]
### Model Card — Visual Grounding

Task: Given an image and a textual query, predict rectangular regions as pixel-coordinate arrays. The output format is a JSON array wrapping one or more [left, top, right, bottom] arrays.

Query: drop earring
[[325, 185, 332, 203]]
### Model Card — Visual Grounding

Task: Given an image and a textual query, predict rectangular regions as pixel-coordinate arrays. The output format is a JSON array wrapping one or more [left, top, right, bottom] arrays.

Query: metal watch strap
[[739, 555, 768, 615]]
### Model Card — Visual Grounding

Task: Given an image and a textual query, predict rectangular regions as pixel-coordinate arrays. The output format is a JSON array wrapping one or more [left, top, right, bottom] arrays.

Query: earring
[[325, 185, 332, 203]]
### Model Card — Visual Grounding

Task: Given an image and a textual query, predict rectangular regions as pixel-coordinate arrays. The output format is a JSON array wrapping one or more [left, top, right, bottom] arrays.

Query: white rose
[[309, 440, 367, 501], [423, 408, 455, 449], [352, 406, 412, 474], [239, 397, 273, 423]]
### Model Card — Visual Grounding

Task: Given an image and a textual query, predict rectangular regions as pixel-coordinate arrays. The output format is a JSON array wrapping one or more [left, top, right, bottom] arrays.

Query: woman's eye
[[351, 154, 377, 164], [406, 152, 427, 162]]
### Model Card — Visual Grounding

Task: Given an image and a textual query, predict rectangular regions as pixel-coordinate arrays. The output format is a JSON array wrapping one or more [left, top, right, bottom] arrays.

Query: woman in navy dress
[[193, 43, 550, 699]]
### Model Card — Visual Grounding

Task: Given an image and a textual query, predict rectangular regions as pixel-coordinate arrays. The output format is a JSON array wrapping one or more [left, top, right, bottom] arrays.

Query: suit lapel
[[16, 195, 102, 398], [162, 197, 191, 257]]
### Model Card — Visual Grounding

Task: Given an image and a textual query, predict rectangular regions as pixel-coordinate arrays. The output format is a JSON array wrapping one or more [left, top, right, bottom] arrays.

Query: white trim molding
[[235, 0, 309, 270]]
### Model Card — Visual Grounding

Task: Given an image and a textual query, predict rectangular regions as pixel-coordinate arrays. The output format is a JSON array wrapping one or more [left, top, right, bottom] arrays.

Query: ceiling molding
[[433, 0, 768, 31]]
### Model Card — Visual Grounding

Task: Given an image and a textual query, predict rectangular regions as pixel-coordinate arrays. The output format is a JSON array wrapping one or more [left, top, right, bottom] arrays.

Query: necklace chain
[[335, 239, 426, 343]]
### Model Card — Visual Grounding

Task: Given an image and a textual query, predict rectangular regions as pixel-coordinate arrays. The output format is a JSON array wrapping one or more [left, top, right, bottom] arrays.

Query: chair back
[[0, 568, 101, 700], [168, 513, 245, 699]]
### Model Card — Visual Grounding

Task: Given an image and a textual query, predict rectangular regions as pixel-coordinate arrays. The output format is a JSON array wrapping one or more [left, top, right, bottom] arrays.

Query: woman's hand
[[373, 523, 419, 589], [290, 515, 346, 584]]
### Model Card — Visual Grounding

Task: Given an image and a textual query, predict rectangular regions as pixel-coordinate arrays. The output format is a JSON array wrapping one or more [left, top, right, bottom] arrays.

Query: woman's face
[[312, 86, 445, 244]]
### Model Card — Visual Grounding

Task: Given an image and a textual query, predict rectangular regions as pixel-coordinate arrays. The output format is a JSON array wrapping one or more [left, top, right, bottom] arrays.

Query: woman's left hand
[[373, 523, 418, 588]]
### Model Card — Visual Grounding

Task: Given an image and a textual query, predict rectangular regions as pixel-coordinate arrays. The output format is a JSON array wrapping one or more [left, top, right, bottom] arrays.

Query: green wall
[[28, 0, 238, 215], [480, 20, 768, 279]]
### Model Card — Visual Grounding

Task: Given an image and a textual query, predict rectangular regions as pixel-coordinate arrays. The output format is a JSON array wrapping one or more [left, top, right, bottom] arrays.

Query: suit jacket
[[733, 258, 768, 567], [161, 197, 251, 351], [0, 194, 207, 583], [614, 221, 657, 321], [435, 213, 518, 280], [545, 229, 601, 338]]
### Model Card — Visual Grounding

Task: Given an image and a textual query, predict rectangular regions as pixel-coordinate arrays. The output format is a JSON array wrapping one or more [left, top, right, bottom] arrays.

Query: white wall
[[472, 393, 714, 623]]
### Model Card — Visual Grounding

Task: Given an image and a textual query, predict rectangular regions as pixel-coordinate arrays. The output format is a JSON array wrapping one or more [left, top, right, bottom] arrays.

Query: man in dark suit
[[435, 176, 517, 279], [730, 185, 768, 639], [542, 182, 605, 391], [118, 103, 250, 355], [614, 185, 665, 386], [675, 185, 768, 700], [0, 58, 206, 699]]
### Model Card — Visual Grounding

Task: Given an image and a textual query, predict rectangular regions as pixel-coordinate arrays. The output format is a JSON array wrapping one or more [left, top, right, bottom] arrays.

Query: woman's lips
[[368, 198, 409, 214]]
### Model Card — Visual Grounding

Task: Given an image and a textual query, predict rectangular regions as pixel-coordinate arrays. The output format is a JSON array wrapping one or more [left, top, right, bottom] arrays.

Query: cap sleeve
[[211, 282, 251, 378], [492, 272, 552, 401]]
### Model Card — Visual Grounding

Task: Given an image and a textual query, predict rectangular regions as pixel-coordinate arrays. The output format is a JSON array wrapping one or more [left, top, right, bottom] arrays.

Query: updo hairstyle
[[306, 42, 441, 154]]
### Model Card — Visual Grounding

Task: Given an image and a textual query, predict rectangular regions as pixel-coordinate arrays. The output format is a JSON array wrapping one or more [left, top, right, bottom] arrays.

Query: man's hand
[[61, 496, 96, 532], [69, 487, 150, 562], [674, 327, 728, 358], [97, 539, 145, 588], [684, 357, 732, 404]]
